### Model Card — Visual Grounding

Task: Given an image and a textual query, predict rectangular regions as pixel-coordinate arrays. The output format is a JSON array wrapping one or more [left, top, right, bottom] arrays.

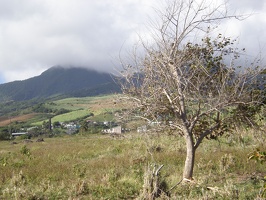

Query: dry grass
[[0, 113, 37, 126], [0, 129, 265, 199]]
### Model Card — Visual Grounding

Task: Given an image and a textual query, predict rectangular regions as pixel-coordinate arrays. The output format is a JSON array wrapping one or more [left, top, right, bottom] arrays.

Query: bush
[[0, 129, 10, 141], [19, 134, 31, 140], [55, 108, 70, 115]]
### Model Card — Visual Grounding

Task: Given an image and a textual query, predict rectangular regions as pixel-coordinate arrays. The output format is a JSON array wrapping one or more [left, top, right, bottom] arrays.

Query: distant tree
[[0, 128, 10, 140], [79, 120, 88, 133], [53, 121, 61, 128], [33, 103, 52, 113], [28, 126, 42, 137], [42, 119, 52, 134], [55, 108, 70, 115], [120, 0, 264, 180]]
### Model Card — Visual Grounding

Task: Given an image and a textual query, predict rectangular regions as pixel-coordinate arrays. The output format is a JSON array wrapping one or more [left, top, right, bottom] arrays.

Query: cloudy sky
[[0, 0, 265, 84]]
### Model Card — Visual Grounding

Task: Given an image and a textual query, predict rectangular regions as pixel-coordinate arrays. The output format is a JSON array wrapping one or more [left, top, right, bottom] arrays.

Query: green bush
[[0, 129, 10, 141], [20, 145, 31, 157], [19, 134, 31, 140]]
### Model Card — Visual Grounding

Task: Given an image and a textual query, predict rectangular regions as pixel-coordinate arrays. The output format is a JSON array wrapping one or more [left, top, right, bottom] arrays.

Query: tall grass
[[0, 129, 265, 199]]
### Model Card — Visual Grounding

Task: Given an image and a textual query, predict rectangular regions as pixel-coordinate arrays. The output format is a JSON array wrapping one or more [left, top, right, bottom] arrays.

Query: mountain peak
[[0, 66, 120, 101]]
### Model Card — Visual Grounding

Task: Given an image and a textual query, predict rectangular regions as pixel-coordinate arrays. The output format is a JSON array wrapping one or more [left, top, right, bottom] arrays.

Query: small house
[[12, 132, 28, 137]]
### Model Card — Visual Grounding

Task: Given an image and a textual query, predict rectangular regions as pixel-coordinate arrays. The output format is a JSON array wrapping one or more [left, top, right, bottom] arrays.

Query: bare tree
[[120, 0, 265, 180]]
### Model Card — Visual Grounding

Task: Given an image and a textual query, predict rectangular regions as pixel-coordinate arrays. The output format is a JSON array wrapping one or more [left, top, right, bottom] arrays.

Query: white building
[[102, 126, 122, 134]]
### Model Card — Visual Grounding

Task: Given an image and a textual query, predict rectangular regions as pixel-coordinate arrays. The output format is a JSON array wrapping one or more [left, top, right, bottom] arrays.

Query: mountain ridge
[[0, 66, 120, 102]]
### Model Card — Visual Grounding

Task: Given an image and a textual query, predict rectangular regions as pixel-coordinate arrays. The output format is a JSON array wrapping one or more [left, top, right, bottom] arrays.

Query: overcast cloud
[[0, 0, 265, 83]]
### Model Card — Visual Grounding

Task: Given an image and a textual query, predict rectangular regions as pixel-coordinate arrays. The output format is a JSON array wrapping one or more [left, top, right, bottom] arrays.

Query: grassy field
[[45, 95, 121, 113], [38, 95, 124, 125], [0, 113, 38, 127], [0, 129, 265, 199], [52, 109, 92, 122], [0, 94, 265, 199], [32, 109, 93, 126], [0, 95, 125, 127]]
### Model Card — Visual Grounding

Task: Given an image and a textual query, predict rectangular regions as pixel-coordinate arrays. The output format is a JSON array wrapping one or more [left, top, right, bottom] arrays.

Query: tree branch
[[194, 122, 220, 149]]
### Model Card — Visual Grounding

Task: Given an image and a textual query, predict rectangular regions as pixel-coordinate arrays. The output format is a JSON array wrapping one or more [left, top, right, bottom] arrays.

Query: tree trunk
[[183, 134, 195, 180]]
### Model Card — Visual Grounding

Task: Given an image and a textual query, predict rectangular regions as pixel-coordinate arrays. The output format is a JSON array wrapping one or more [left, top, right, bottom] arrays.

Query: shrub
[[0, 130, 10, 141], [20, 145, 31, 157]]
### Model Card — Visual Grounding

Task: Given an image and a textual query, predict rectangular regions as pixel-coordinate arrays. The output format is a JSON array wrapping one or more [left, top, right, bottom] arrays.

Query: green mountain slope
[[0, 66, 120, 102]]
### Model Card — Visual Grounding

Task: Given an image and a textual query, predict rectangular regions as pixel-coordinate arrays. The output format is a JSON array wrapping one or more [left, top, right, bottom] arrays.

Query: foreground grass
[[0, 130, 265, 199]]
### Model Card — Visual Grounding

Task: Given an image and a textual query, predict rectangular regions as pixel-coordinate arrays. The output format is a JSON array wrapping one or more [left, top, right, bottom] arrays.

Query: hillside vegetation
[[0, 95, 123, 127], [0, 66, 120, 102]]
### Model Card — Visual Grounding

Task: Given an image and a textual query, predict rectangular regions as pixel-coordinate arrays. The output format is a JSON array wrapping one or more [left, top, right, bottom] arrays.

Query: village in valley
[[10, 116, 126, 139], [6, 95, 139, 141]]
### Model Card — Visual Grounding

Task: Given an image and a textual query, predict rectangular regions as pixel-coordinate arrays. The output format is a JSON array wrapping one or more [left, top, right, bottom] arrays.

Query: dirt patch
[[0, 113, 37, 127]]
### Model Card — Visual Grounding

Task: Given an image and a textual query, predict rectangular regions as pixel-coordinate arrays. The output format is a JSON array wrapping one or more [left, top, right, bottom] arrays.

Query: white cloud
[[0, 0, 153, 83], [0, 0, 265, 83], [219, 2, 266, 63]]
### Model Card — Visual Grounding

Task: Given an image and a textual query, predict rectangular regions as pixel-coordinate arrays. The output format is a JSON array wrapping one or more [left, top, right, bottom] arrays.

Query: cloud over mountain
[[0, 0, 265, 83]]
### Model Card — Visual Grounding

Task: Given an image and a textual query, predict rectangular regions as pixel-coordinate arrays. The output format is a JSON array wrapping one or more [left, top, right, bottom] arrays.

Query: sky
[[0, 0, 265, 84]]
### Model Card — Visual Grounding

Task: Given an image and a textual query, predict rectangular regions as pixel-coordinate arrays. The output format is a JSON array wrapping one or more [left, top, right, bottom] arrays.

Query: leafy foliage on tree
[[79, 120, 89, 133], [248, 149, 266, 198]]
